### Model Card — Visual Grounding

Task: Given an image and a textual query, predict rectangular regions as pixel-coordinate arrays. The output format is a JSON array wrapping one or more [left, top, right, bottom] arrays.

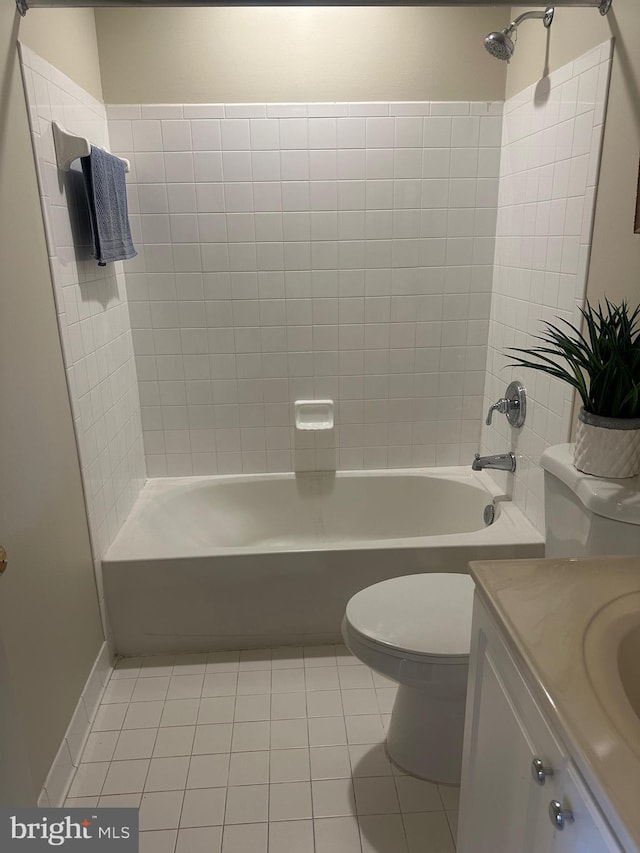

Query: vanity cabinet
[[458, 595, 624, 853]]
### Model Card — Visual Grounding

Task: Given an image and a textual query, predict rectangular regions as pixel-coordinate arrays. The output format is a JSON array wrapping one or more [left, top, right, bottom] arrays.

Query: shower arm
[[15, 0, 613, 14], [506, 8, 556, 35]]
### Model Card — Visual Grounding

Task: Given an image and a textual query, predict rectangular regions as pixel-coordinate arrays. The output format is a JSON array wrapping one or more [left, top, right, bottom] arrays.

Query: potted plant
[[507, 300, 640, 478]]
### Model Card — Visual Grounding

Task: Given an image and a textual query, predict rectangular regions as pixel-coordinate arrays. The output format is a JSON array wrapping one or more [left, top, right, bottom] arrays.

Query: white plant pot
[[574, 407, 640, 478]]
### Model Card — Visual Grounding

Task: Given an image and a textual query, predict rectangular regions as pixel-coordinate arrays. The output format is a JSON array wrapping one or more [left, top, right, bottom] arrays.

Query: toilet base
[[386, 684, 465, 784]]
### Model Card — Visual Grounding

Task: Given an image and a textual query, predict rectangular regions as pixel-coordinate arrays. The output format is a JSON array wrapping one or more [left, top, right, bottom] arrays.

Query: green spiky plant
[[507, 300, 640, 420]]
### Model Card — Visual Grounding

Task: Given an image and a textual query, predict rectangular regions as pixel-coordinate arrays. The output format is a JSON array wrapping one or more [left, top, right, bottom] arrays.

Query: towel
[[81, 146, 137, 266]]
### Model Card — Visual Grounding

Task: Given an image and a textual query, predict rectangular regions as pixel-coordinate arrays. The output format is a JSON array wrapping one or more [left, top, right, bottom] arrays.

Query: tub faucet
[[472, 452, 516, 473]]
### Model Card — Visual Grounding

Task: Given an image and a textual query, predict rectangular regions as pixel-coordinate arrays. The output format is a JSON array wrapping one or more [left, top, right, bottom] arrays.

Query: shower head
[[484, 6, 554, 62], [484, 31, 516, 62]]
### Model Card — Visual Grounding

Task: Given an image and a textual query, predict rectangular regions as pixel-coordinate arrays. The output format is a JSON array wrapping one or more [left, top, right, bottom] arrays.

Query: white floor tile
[[102, 759, 150, 795], [312, 778, 356, 817], [91, 704, 128, 732], [139, 656, 175, 677], [348, 744, 393, 777], [395, 776, 442, 813], [314, 816, 362, 853], [270, 719, 308, 749], [269, 781, 312, 821], [187, 754, 230, 789], [206, 651, 240, 673], [359, 814, 409, 853], [229, 751, 270, 786], [334, 646, 360, 666], [98, 793, 142, 808], [310, 746, 351, 781], [371, 672, 396, 688], [271, 668, 305, 693], [139, 790, 184, 830], [180, 787, 226, 827], [341, 689, 379, 716], [102, 680, 135, 704], [305, 667, 340, 691], [438, 784, 460, 811], [112, 658, 142, 679], [231, 721, 270, 752], [269, 749, 310, 783], [153, 726, 196, 757], [308, 716, 347, 748], [176, 826, 223, 853], [239, 649, 272, 671], [306, 690, 343, 717], [172, 653, 208, 675], [354, 777, 400, 815], [268, 819, 314, 853], [234, 694, 271, 722], [339, 667, 375, 690], [403, 812, 454, 853], [198, 697, 235, 724], [345, 715, 384, 745], [221, 822, 268, 853], [270, 647, 304, 669], [167, 674, 204, 700], [145, 756, 190, 792], [225, 784, 269, 824], [67, 763, 109, 798], [447, 810, 458, 845], [203, 673, 239, 698], [160, 699, 200, 727], [303, 646, 337, 668], [270, 692, 306, 720], [237, 670, 272, 695], [114, 728, 157, 761], [193, 724, 233, 755], [139, 829, 177, 853], [65, 797, 99, 807], [131, 676, 170, 703], [123, 701, 164, 730], [81, 731, 118, 763]]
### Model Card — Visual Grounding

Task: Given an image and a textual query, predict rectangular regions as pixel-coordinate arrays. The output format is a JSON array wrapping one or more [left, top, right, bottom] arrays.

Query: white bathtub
[[103, 467, 544, 655]]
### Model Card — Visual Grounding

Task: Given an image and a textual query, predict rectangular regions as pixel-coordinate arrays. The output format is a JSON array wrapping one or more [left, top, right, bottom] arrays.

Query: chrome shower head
[[484, 31, 515, 62], [484, 6, 554, 62]]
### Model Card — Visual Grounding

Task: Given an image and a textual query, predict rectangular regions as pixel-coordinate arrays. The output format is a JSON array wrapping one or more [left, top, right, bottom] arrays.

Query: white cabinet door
[[549, 765, 623, 853], [458, 642, 552, 853]]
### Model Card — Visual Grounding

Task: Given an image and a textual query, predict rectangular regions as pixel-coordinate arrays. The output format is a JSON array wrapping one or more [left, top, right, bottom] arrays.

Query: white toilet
[[342, 572, 475, 784]]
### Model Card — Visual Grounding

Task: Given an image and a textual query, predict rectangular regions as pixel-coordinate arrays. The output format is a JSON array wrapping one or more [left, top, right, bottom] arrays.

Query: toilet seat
[[344, 573, 475, 663]]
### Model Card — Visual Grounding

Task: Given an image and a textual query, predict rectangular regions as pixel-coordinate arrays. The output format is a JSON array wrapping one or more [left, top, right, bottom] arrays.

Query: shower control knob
[[549, 800, 574, 830], [531, 757, 554, 785]]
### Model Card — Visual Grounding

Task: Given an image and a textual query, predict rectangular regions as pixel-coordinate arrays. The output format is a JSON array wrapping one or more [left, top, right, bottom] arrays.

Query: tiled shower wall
[[108, 102, 503, 475], [19, 44, 146, 630], [480, 42, 613, 531]]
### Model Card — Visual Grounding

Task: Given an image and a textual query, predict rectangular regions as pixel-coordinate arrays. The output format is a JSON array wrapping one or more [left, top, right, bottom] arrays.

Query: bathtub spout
[[472, 452, 516, 473]]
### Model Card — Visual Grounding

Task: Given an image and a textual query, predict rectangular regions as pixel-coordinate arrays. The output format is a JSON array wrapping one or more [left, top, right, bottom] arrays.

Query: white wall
[[95, 7, 508, 105], [20, 44, 147, 633], [481, 43, 612, 531], [109, 99, 502, 475], [0, 3, 104, 800]]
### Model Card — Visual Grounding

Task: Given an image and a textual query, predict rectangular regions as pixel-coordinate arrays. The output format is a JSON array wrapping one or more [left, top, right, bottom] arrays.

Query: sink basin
[[583, 591, 640, 757], [618, 621, 640, 720]]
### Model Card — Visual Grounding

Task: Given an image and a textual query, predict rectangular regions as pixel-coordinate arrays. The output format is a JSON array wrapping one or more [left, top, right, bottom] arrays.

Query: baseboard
[[39, 642, 113, 807]]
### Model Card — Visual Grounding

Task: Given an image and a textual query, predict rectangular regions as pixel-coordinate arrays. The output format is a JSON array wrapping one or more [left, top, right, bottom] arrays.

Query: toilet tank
[[541, 444, 640, 558]]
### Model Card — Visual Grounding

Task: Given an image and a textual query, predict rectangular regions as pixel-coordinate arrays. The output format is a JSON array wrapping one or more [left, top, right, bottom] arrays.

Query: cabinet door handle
[[549, 800, 574, 830], [531, 757, 554, 785]]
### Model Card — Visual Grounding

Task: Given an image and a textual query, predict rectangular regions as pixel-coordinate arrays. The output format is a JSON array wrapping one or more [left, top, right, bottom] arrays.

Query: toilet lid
[[345, 573, 475, 658]]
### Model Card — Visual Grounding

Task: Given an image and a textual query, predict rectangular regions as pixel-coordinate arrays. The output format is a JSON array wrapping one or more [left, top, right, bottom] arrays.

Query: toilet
[[343, 444, 640, 786], [342, 572, 475, 784]]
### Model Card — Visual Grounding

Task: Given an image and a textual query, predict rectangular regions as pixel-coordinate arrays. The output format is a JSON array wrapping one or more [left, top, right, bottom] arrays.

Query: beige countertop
[[470, 555, 640, 853]]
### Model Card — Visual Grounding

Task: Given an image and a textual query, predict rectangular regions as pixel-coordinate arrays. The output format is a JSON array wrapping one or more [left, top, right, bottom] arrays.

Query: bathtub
[[102, 467, 544, 655]]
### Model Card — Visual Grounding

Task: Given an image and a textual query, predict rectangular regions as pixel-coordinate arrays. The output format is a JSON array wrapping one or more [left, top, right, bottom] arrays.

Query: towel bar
[[52, 121, 130, 173]]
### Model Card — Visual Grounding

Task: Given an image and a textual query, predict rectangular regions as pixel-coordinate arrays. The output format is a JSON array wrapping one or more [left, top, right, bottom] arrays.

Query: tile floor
[[65, 645, 458, 852]]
